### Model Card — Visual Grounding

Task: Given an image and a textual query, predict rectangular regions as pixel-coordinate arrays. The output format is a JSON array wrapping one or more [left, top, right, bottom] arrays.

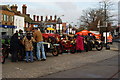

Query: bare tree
[[80, 0, 115, 31]]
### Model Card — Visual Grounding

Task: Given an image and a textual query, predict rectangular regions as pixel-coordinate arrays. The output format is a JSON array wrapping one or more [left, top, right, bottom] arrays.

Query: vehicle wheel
[[2, 49, 9, 58], [70, 45, 76, 53], [1, 56, 5, 64], [52, 46, 59, 56], [96, 44, 103, 51], [89, 47, 92, 51], [58, 46, 63, 54]]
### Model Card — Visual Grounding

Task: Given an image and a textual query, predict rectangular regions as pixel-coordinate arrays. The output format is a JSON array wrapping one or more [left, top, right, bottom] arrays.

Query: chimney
[[11, 4, 18, 11], [41, 16, 43, 21], [37, 16, 39, 22], [50, 16, 52, 21], [22, 4, 27, 14], [33, 15, 36, 21], [45, 16, 48, 21]]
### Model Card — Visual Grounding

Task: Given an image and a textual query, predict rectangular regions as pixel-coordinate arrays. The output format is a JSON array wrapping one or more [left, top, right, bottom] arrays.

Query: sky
[[1, 0, 119, 26]]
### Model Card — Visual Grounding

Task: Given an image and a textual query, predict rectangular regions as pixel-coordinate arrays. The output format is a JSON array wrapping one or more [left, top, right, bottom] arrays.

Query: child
[[22, 32, 35, 62]]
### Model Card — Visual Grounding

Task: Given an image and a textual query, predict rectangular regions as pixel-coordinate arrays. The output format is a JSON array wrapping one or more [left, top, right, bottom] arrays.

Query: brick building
[[31, 15, 67, 34], [0, 5, 16, 36], [10, 4, 33, 32]]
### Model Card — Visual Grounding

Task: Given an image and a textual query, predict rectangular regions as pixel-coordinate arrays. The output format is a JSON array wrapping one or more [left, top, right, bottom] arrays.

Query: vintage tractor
[[58, 34, 76, 54], [42, 33, 61, 56]]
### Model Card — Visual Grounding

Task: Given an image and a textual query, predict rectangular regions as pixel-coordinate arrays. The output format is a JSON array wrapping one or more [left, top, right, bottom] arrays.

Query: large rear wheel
[[96, 44, 103, 51], [52, 46, 59, 56]]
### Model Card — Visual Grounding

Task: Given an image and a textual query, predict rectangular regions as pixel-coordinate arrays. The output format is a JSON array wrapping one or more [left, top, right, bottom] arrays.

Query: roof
[[0, 5, 13, 12], [12, 10, 33, 23], [20, 14, 33, 23]]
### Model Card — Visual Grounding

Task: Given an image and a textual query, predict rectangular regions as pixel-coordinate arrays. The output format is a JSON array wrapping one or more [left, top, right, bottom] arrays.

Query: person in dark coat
[[10, 33, 20, 62], [18, 29, 25, 61]]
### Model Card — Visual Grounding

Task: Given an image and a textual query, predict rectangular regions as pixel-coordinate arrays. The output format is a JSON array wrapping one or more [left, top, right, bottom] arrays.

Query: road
[[2, 42, 119, 78], [41, 55, 119, 78]]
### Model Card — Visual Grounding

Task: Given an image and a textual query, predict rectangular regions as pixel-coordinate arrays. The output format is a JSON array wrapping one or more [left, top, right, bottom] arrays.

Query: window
[[11, 16, 14, 22], [9, 16, 11, 22], [3, 14, 7, 21], [7, 15, 9, 21], [2, 14, 3, 21], [9, 16, 14, 22]]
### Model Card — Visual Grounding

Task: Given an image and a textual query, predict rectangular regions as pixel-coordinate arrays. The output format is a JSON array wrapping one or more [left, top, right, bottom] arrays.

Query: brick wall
[[1, 10, 14, 26]]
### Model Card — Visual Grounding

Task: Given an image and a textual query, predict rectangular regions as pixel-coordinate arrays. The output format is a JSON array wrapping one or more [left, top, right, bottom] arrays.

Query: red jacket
[[76, 35, 84, 50]]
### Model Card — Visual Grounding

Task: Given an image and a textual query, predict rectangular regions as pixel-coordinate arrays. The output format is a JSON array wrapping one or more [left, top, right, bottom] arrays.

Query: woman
[[76, 34, 84, 53], [22, 32, 35, 62]]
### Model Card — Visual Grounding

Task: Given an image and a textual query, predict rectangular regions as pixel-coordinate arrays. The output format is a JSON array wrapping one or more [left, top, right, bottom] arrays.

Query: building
[[0, 5, 16, 36], [10, 4, 33, 32], [31, 15, 67, 34], [14, 15, 24, 33]]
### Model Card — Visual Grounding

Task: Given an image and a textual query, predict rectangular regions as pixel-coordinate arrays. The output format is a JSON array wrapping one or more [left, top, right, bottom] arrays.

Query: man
[[32, 28, 46, 61], [18, 29, 25, 61], [10, 33, 20, 62]]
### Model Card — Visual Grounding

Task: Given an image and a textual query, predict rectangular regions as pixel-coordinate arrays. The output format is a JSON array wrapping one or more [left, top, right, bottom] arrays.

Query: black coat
[[10, 33, 20, 51]]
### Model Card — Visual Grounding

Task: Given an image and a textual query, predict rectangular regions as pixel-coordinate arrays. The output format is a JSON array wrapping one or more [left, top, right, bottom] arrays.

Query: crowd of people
[[2, 28, 103, 63], [10, 28, 46, 63]]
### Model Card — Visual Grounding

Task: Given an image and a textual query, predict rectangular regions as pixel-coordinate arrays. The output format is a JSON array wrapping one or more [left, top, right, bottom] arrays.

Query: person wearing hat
[[22, 32, 36, 62]]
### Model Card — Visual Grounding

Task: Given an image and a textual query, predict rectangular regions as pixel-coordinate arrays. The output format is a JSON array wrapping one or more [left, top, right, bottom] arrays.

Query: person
[[32, 28, 46, 61], [10, 32, 20, 62], [18, 29, 25, 61], [22, 32, 35, 62], [76, 34, 84, 53]]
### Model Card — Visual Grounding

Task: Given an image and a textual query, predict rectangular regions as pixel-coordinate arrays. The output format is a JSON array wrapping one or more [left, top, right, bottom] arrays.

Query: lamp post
[[104, 2, 108, 50]]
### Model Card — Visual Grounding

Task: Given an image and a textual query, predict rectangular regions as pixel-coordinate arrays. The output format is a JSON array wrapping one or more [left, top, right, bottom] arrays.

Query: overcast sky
[[1, 0, 119, 26]]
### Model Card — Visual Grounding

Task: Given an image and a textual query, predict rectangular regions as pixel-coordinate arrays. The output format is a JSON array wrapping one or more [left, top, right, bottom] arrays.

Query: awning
[[0, 25, 17, 28], [47, 27, 55, 30], [76, 30, 93, 36]]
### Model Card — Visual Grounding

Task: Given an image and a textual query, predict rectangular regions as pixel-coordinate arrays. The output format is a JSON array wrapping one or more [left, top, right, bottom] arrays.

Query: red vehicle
[[42, 33, 61, 56], [58, 34, 76, 54]]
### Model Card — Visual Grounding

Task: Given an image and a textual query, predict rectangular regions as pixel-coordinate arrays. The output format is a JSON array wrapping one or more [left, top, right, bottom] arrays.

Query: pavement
[[2, 42, 120, 78]]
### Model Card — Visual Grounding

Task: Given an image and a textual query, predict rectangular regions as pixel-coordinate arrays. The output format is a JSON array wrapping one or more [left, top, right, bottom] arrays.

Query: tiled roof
[[12, 10, 33, 23], [20, 14, 33, 22], [0, 5, 13, 12]]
